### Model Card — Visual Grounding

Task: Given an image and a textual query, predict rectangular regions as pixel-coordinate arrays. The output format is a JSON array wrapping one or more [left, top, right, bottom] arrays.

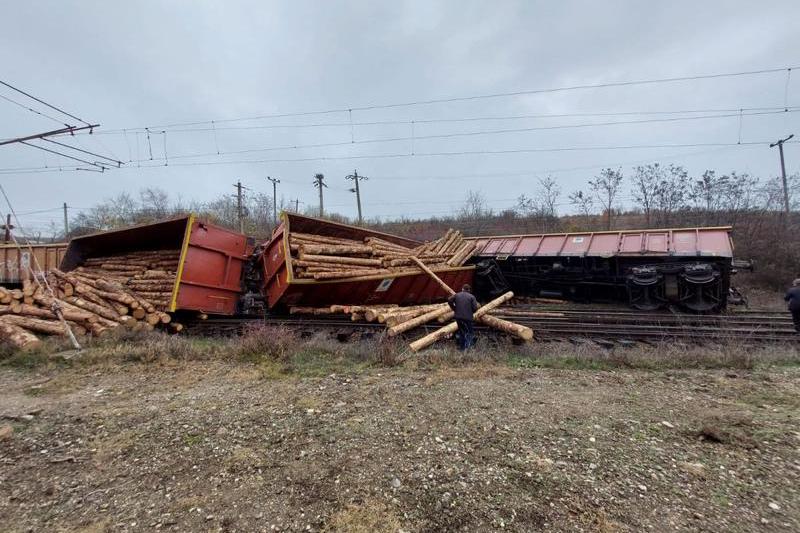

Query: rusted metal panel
[[470, 227, 734, 258], [62, 215, 248, 315], [0, 243, 67, 285], [261, 213, 475, 309]]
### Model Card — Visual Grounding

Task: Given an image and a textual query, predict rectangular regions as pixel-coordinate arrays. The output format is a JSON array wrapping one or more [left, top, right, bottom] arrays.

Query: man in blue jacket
[[448, 284, 479, 350], [784, 279, 800, 332]]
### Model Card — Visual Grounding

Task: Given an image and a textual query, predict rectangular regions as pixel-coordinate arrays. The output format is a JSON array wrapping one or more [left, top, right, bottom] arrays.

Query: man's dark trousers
[[792, 309, 800, 332], [456, 319, 474, 350]]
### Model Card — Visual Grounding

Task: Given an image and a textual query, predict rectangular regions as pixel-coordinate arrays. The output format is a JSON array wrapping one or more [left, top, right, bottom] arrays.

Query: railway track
[[184, 305, 799, 344]]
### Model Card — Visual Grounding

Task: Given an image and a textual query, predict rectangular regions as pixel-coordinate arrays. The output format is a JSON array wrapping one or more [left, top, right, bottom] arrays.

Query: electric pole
[[313, 173, 327, 217], [266, 176, 280, 225], [294, 198, 304, 213], [234, 181, 245, 233], [770, 134, 794, 215], [62, 203, 69, 237], [345, 169, 368, 224]]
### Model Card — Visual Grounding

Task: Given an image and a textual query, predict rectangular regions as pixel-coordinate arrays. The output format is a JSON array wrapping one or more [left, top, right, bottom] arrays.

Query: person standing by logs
[[448, 284, 479, 350], [784, 278, 800, 333]]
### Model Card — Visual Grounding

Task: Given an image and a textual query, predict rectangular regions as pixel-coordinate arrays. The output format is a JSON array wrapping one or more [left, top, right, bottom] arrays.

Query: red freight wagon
[[61, 215, 249, 315], [1, 242, 67, 286], [260, 213, 474, 309], [467, 227, 737, 312]]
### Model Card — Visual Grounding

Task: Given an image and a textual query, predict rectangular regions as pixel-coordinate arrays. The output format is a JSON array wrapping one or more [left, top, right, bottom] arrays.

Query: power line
[[0, 79, 91, 126], [90, 65, 798, 131], [19, 141, 108, 170], [83, 105, 799, 135], [0, 93, 69, 126], [111, 109, 800, 164], [41, 138, 123, 166]]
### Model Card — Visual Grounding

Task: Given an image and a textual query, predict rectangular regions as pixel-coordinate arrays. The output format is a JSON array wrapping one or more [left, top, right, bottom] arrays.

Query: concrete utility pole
[[234, 181, 245, 233], [294, 198, 303, 213], [313, 173, 327, 217], [266, 176, 280, 225], [770, 134, 794, 215], [62, 203, 69, 237], [345, 169, 368, 224]]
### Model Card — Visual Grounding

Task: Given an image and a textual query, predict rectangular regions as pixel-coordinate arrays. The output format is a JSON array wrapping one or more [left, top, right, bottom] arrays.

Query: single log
[[299, 244, 374, 256], [131, 308, 146, 320], [170, 322, 184, 333], [312, 269, 391, 280], [0, 319, 42, 350], [409, 292, 515, 351], [145, 313, 161, 326], [409, 256, 456, 296], [0, 302, 22, 314], [478, 314, 534, 341], [388, 304, 451, 336], [64, 296, 120, 322], [384, 305, 443, 327], [2, 314, 69, 336], [291, 232, 362, 246], [22, 279, 35, 296], [299, 254, 383, 267]]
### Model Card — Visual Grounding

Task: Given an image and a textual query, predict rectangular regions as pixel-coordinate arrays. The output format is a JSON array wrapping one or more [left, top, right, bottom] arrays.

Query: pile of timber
[[0, 251, 182, 350], [289, 229, 475, 281], [289, 291, 534, 351], [72, 249, 180, 310]]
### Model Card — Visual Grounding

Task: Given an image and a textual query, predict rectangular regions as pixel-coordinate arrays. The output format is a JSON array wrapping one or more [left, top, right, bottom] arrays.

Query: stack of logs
[[290, 229, 475, 281], [290, 292, 535, 351], [0, 249, 181, 351]]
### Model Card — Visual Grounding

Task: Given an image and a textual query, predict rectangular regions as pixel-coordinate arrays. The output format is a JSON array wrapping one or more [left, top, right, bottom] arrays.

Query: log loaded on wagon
[[247, 213, 475, 313], [468, 227, 743, 312]]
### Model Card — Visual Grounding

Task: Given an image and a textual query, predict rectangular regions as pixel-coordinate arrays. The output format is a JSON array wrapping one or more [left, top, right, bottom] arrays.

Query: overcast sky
[[1, 0, 798, 234]]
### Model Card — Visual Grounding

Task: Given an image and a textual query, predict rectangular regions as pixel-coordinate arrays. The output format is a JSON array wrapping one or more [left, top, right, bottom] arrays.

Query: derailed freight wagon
[[61, 215, 250, 315], [468, 227, 737, 312], [256, 213, 475, 311], [1, 242, 67, 286]]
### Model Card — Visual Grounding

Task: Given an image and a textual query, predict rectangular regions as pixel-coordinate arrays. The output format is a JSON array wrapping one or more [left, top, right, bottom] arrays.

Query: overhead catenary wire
[[0, 79, 91, 127], [0, 92, 69, 126], [18, 141, 107, 170], [83, 66, 799, 132], [83, 105, 799, 136], [108, 109, 800, 165]]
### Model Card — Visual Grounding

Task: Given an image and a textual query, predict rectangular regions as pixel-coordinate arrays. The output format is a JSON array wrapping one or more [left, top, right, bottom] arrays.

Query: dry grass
[[324, 500, 402, 533], [2, 325, 800, 376]]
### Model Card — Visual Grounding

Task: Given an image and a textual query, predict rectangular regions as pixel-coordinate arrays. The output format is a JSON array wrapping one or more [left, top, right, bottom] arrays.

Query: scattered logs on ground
[[289, 229, 476, 282], [288, 291, 533, 351], [0, 249, 185, 350]]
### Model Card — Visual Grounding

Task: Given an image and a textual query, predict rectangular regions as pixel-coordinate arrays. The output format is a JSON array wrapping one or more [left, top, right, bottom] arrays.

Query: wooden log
[[299, 254, 383, 267], [2, 314, 69, 336], [291, 232, 363, 246], [0, 318, 42, 350], [170, 322, 184, 333], [136, 269, 171, 279], [409, 292, 515, 351], [478, 314, 533, 341], [22, 279, 35, 297], [131, 308, 146, 320], [0, 287, 11, 304], [0, 302, 22, 314], [312, 269, 390, 280], [384, 305, 443, 327], [388, 304, 451, 336], [299, 244, 374, 256], [64, 296, 120, 322], [409, 256, 457, 296]]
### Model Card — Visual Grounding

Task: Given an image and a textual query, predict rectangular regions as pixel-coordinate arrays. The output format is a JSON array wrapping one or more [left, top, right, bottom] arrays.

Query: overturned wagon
[[469, 227, 736, 312], [256, 213, 475, 311], [61, 215, 249, 315]]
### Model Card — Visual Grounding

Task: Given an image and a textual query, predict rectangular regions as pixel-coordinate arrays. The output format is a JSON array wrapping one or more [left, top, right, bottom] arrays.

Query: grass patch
[[324, 499, 402, 533]]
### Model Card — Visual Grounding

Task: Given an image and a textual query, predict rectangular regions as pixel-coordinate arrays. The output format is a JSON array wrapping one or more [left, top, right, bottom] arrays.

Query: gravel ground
[[1, 359, 798, 532]]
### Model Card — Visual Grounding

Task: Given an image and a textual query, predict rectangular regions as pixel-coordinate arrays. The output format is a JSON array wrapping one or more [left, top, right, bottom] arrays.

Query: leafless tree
[[589, 168, 623, 230], [568, 190, 594, 225], [631, 163, 663, 227], [651, 164, 689, 226]]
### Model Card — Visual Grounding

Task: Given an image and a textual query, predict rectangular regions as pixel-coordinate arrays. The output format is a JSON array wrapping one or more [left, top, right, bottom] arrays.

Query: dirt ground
[[1, 356, 799, 532]]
